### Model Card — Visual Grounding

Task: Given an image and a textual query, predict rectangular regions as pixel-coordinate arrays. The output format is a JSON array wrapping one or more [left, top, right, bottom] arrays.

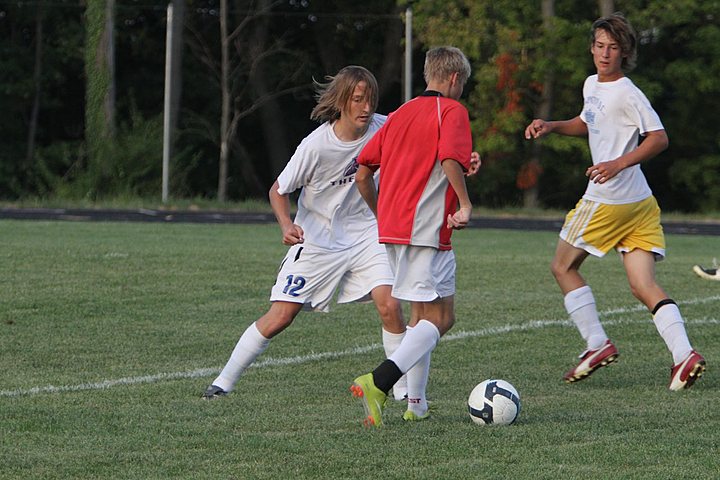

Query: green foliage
[[668, 153, 720, 212], [2, 1, 720, 209], [410, 0, 720, 211], [1, 221, 719, 478], [69, 109, 164, 200], [0, 2, 84, 198], [84, 0, 117, 196], [411, 0, 593, 208]]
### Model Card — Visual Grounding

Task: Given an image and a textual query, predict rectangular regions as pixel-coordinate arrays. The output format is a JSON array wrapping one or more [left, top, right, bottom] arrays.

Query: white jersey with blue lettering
[[580, 74, 664, 205], [276, 113, 386, 251]]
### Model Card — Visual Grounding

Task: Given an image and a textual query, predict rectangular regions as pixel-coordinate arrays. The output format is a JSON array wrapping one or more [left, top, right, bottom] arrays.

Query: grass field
[[1, 220, 718, 479]]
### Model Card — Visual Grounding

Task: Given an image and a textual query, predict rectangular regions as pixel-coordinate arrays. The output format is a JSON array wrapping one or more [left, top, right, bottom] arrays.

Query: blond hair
[[310, 66, 379, 123], [423, 46, 471, 85]]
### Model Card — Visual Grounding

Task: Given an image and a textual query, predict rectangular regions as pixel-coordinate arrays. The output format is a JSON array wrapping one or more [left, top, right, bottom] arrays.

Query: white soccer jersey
[[580, 74, 664, 205], [276, 113, 386, 250]]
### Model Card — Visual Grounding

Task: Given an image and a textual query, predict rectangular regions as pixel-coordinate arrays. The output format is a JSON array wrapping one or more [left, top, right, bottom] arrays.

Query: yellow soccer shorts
[[559, 195, 666, 259]]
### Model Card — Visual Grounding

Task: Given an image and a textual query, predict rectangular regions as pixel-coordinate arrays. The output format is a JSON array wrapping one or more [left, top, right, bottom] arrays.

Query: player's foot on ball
[[563, 340, 619, 383], [350, 373, 386, 427], [669, 350, 706, 391], [202, 384, 228, 400]]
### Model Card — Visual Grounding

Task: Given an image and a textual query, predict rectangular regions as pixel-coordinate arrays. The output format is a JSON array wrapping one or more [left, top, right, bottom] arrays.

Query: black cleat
[[202, 384, 228, 400]]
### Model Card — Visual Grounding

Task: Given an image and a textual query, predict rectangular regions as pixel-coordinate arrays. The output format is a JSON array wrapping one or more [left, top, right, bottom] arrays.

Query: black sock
[[372, 359, 403, 394]]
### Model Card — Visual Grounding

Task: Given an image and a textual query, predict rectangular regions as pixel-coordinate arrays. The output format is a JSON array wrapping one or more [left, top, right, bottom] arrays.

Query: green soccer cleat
[[350, 373, 387, 427], [402, 409, 430, 422]]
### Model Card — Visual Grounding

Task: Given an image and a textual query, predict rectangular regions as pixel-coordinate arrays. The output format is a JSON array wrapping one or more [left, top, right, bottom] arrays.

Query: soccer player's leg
[[203, 301, 301, 399], [204, 245, 340, 399], [553, 201, 630, 383], [342, 239, 408, 401], [620, 198, 706, 390]]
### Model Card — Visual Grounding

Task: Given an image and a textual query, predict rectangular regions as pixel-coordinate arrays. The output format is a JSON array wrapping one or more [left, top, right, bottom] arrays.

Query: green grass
[[1, 220, 718, 479]]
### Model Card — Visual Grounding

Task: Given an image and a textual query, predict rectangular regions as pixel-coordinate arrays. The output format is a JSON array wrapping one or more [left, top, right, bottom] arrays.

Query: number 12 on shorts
[[282, 275, 306, 296]]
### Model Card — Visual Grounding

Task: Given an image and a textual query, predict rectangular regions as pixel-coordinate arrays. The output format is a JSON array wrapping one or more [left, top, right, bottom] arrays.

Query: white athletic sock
[[382, 328, 408, 400], [405, 340, 431, 416], [564, 286, 607, 350], [212, 322, 270, 392], [653, 303, 693, 365], [388, 319, 440, 374]]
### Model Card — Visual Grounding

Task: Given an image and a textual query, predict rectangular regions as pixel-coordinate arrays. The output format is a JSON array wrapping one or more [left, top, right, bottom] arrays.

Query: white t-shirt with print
[[580, 74, 664, 204], [276, 113, 386, 251]]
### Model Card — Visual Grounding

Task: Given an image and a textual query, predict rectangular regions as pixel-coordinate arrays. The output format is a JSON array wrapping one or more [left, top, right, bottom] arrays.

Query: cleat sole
[[682, 361, 706, 390], [564, 353, 619, 383]]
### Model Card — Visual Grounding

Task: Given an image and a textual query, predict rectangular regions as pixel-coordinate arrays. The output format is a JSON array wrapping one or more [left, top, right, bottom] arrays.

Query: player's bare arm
[[525, 116, 587, 139], [441, 158, 472, 229], [269, 180, 304, 245], [586, 129, 669, 184], [355, 164, 379, 217]]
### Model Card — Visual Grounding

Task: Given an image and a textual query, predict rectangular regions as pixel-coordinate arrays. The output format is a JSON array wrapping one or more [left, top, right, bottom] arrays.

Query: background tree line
[[1, 0, 718, 212]]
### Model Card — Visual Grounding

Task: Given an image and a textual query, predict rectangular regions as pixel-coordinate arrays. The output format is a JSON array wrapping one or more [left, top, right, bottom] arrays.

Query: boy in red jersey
[[350, 46, 474, 426]]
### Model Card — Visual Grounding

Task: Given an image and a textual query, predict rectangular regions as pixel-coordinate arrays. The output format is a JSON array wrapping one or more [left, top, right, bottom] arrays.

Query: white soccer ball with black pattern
[[467, 379, 521, 425]]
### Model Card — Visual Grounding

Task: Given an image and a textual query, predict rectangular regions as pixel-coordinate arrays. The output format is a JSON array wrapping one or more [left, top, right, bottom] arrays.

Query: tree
[[623, 0, 720, 212], [0, 1, 86, 199], [26, 5, 43, 169], [164, 0, 185, 202], [84, 0, 117, 196], [410, 0, 590, 208], [186, 0, 311, 201], [520, 0, 555, 209]]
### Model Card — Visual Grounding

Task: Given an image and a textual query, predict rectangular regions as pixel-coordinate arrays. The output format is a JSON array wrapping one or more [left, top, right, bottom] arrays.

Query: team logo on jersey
[[343, 157, 359, 176], [330, 157, 359, 186], [585, 110, 596, 125]]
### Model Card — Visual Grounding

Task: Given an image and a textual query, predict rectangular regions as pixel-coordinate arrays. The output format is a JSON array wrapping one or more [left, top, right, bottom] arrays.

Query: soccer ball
[[467, 379, 521, 426]]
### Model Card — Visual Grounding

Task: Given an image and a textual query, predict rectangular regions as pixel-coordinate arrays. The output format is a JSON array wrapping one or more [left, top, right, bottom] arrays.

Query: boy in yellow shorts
[[525, 13, 705, 390]]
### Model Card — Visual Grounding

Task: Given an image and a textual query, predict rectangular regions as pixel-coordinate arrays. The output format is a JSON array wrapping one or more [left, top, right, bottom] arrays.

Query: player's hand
[[281, 224, 305, 245], [586, 159, 623, 184], [447, 206, 472, 230], [466, 152, 481, 177], [525, 119, 550, 140]]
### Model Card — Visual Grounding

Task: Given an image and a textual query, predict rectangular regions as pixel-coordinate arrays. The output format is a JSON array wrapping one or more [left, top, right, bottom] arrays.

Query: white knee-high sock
[[405, 330, 431, 415], [382, 328, 407, 400], [388, 319, 440, 374], [564, 286, 607, 350], [212, 322, 270, 392], [653, 303, 692, 365]]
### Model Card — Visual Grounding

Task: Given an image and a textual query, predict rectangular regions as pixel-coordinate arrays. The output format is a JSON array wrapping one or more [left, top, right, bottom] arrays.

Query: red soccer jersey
[[358, 93, 472, 250]]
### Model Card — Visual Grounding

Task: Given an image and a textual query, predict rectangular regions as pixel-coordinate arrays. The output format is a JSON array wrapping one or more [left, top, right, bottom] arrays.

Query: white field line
[[2, 295, 719, 398]]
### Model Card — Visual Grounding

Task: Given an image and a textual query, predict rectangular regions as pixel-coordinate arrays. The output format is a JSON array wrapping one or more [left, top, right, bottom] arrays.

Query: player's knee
[[628, 280, 659, 306], [550, 259, 564, 280], [377, 300, 404, 331], [260, 303, 301, 337], [550, 256, 579, 282]]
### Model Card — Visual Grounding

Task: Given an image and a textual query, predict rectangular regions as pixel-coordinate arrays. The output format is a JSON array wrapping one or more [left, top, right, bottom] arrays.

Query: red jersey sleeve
[[438, 102, 472, 170], [357, 124, 385, 171]]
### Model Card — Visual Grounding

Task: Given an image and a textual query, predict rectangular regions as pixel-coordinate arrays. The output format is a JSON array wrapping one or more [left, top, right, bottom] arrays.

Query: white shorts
[[269, 234, 393, 312], [385, 244, 456, 302]]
